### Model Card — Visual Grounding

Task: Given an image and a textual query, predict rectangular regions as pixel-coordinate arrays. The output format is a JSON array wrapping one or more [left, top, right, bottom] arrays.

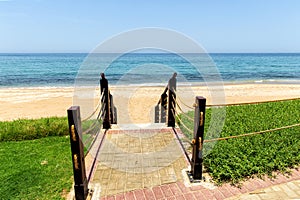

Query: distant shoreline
[[1, 52, 300, 55], [1, 83, 300, 122], [1, 79, 300, 89]]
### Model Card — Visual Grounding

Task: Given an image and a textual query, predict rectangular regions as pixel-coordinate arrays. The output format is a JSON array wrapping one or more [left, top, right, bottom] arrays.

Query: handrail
[[207, 97, 300, 107], [82, 102, 106, 156], [204, 123, 300, 143], [157, 86, 168, 105], [177, 96, 300, 109], [81, 89, 105, 122]]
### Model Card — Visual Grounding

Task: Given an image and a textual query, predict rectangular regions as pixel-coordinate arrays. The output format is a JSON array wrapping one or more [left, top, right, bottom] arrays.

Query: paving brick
[[218, 185, 233, 198], [143, 188, 156, 200], [91, 129, 188, 196], [292, 169, 300, 177], [201, 189, 214, 200], [226, 184, 242, 196], [254, 178, 272, 188], [192, 191, 207, 200], [161, 185, 174, 198], [278, 184, 299, 198], [110, 190, 125, 197], [237, 185, 249, 194], [212, 190, 225, 200], [239, 194, 261, 200], [273, 174, 288, 184], [262, 178, 275, 187], [243, 180, 260, 192], [183, 192, 196, 200], [99, 174, 300, 200], [274, 191, 291, 199], [169, 183, 183, 196], [124, 191, 135, 200], [174, 194, 185, 200], [286, 181, 300, 191], [249, 179, 264, 188], [263, 187, 274, 193], [232, 179, 300, 200], [133, 189, 146, 200], [289, 171, 300, 181], [166, 196, 176, 200], [189, 185, 205, 191], [176, 182, 190, 194], [258, 191, 282, 200], [271, 185, 282, 192], [106, 196, 115, 200], [152, 186, 164, 199], [115, 193, 125, 200]]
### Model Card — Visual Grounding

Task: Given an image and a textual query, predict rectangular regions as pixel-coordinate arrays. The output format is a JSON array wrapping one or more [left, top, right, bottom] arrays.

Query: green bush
[[178, 99, 300, 185], [0, 117, 69, 142]]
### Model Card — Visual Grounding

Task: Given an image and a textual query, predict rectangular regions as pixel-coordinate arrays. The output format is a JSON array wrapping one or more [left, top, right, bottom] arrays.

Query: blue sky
[[0, 0, 300, 53]]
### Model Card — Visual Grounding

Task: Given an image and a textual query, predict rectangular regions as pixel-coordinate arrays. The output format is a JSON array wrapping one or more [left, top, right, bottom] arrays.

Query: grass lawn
[[0, 136, 73, 199], [178, 99, 300, 185]]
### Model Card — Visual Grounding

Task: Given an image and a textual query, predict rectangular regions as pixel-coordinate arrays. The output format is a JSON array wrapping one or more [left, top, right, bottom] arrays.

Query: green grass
[[0, 117, 69, 142], [178, 99, 300, 185], [0, 116, 102, 199], [0, 136, 73, 200]]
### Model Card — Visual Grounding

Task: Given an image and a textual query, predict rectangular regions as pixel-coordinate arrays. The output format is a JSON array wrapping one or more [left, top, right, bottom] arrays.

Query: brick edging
[[102, 167, 300, 200]]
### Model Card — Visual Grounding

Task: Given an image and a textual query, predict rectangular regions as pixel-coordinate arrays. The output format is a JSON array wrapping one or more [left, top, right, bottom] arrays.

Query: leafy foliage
[[178, 99, 300, 184]]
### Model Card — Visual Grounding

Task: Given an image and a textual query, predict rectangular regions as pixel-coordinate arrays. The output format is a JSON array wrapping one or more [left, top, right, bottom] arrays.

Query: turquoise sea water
[[0, 53, 300, 87]]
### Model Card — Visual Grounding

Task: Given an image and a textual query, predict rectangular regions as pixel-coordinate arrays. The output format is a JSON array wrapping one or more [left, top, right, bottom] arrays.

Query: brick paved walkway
[[89, 126, 189, 197], [99, 168, 300, 200], [228, 179, 300, 200], [86, 125, 300, 200]]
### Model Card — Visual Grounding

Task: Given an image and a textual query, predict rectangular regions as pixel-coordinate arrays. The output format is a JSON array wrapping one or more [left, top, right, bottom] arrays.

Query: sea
[[0, 53, 300, 88]]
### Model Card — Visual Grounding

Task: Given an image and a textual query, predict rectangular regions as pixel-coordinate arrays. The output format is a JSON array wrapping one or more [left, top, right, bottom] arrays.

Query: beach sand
[[1, 83, 300, 123]]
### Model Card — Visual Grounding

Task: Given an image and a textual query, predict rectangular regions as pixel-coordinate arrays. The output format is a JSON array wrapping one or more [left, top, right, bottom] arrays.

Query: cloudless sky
[[0, 0, 300, 53]]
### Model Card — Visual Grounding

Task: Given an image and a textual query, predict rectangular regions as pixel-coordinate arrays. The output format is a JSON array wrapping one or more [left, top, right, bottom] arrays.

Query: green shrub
[[178, 99, 300, 184], [0, 117, 69, 142]]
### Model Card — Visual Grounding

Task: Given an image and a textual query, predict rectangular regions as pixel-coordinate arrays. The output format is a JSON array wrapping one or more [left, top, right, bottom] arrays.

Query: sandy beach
[[1, 83, 300, 123]]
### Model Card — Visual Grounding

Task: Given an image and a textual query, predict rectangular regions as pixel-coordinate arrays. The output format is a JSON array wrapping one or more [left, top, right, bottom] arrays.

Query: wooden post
[[161, 93, 167, 123], [161, 104, 166, 123], [110, 94, 117, 124], [67, 106, 88, 200], [154, 104, 159, 123], [167, 75, 176, 127], [103, 91, 111, 129], [191, 96, 206, 180], [167, 89, 176, 127], [113, 106, 118, 124]]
